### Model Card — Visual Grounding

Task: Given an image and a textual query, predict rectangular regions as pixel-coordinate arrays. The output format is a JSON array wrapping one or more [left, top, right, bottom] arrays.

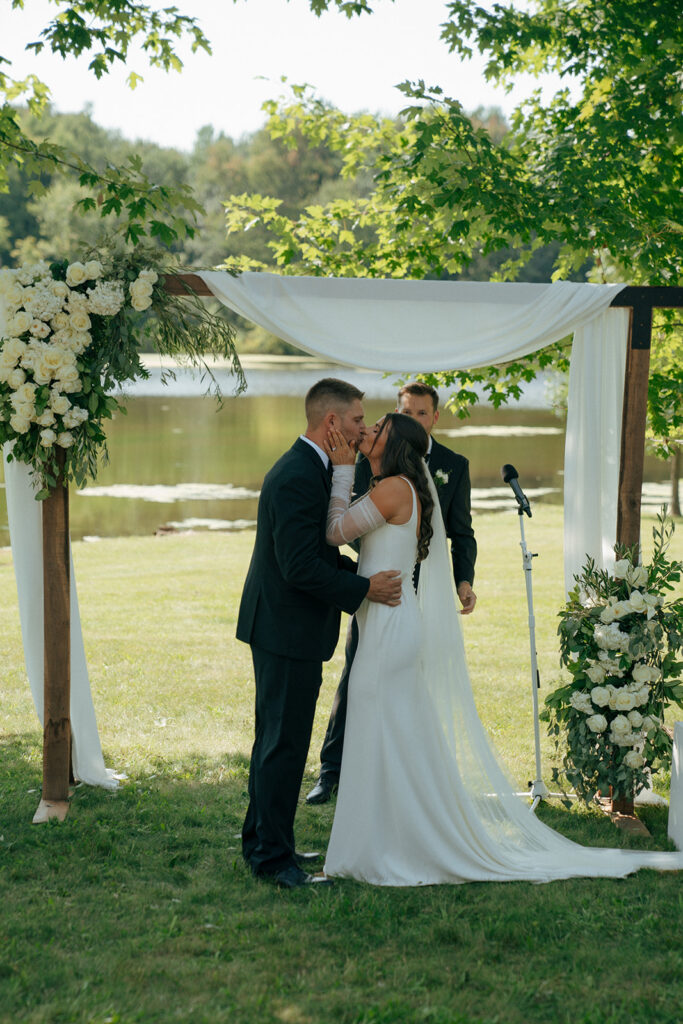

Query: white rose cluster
[[129, 268, 158, 312], [0, 260, 123, 451]]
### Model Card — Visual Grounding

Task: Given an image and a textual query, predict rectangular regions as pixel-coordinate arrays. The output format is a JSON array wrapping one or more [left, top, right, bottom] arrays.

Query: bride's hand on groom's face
[[323, 428, 356, 466]]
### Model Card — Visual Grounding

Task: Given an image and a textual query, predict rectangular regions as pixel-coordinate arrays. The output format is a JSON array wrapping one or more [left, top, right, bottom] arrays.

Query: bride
[[321, 413, 683, 885]]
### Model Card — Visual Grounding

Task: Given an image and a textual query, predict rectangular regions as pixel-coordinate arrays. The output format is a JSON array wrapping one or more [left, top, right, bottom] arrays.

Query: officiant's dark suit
[[237, 437, 369, 878], [314, 436, 476, 788]]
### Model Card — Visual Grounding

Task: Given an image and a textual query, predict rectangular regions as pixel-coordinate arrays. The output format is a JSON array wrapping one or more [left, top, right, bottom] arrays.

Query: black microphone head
[[501, 464, 518, 483]]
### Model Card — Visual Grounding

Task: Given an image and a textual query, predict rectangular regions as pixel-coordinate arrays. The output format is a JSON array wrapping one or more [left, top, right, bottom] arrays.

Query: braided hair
[[371, 413, 434, 562]]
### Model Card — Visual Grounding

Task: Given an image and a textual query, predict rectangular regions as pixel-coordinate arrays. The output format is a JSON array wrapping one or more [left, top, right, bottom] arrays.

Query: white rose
[[84, 260, 103, 279], [7, 368, 26, 389], [57, 366, 82, 393], [635, 685, 651, 707], [647, 665, 661, 682], [7, 311, 31, 336], [586, 663, 607, 685], [9, 412, 31, 433], [611, 714, 631, 737], [50, 280, 70, 299], [138, 268, 158, 284], [132, 277, 154, 295], [29, 319, 51, 339], [56, 431, 75, 448], [624, 750, 645, 770], [613, 600, 632, 619], [32, 359, 53, 385], [613, 559, 631, 579], [65, 262, 88, 287], [628, 591, 647, 613], [628, 710, 643, 728], [570, 691, 594, 715], [629, 565, 649, 588], [614, 689, 636, 712], [4, 283, 25, 308], [632, 663, 651, 685], [599, 605, 617, 624], [35, 409, 56, 427], [641, 715, 659, 733], [590, 686, 610, 707], [13, 382, 37, 404], [51, 312, 70, 330], [39, 427, 57, 446], [62, 407, 88, 428], [69, 310, 91, 332], [586, 714, 608, 734], [49, 392, 71, 415], [1, 337, 27, 363], [130, 293, 153, 312]]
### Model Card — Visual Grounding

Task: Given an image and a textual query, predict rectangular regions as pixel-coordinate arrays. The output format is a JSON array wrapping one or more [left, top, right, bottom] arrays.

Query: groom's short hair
[[397, 382, 439, 412], [305, 378, 364, 426]]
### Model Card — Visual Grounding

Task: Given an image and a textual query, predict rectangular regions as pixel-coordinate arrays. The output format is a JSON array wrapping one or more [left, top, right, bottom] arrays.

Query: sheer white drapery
[[198, 272, 628, 586], [2, 448, 119, 788]]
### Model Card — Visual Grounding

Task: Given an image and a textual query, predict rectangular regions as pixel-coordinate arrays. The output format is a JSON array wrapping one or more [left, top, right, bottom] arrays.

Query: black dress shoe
[[306, 776, 339, 805], [271, 864, 334, 889]]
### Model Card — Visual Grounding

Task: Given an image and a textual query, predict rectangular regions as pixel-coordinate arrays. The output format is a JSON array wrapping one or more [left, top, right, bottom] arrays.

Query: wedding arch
[[2, 270, 682, 820]]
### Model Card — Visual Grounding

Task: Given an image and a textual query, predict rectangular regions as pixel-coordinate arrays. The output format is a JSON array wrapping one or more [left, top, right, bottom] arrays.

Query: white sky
[[1, 0, 574, 151]]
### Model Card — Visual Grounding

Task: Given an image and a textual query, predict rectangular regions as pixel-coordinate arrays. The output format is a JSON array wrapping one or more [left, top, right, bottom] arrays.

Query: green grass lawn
[[0, 508, 681, 1024]]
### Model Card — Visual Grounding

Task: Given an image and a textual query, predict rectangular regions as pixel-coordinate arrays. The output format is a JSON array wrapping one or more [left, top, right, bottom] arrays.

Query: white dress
[[324, 474, 683, 886]]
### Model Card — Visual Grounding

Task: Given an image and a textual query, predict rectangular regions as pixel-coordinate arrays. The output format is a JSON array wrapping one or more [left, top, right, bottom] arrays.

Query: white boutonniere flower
[[434, 469, 449, 488]]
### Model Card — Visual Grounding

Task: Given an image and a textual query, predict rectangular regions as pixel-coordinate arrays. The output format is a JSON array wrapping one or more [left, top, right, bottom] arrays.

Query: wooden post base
[[32, 798, 70, 824], [597, 797, 650, 837]]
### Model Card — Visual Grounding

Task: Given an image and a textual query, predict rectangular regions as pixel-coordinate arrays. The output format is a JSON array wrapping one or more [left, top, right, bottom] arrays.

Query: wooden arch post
[[610, 287, 683, 550]]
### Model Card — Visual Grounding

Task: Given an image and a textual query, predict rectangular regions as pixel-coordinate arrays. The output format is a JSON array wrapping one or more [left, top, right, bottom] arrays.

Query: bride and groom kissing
[[236, 378, 683, 888], [236, 377, 476, 888]]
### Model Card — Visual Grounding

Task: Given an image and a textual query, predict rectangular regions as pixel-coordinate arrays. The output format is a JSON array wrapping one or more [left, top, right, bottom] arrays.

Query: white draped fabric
[[2, 448, 119, 789], [199, 271, 629, 586], [670, 723, 683, 850]]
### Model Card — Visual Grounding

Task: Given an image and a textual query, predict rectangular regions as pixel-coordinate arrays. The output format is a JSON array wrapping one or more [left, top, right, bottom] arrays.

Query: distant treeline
[[0, 105, 566, 353]]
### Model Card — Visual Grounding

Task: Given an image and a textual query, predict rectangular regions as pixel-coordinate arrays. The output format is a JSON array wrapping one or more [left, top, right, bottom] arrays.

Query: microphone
[[501, 464, 532, 517]]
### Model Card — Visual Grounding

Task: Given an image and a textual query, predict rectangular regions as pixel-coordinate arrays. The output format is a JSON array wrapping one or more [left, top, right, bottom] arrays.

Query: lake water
[[0, 361, 670, 545]]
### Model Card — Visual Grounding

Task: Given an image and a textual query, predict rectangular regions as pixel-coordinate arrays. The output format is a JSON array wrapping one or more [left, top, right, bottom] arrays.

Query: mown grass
[[0, 508, 681, 1024]]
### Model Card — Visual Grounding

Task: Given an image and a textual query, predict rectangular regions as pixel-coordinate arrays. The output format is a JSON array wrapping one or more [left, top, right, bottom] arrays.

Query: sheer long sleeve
[[326, 465, 385, 546]]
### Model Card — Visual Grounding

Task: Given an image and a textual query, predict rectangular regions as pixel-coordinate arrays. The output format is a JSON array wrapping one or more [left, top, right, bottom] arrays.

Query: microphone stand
[[516, 505, 550, 812]]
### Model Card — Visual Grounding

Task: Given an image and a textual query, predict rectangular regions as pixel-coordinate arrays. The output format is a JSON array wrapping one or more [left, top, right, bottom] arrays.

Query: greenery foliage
[[544, 514, 683, 804]]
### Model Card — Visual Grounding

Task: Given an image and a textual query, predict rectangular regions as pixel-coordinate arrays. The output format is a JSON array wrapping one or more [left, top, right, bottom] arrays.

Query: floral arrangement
[[433, 469, 449, 488], [0, 247, 243, 496], [543, 513, 683, 806]]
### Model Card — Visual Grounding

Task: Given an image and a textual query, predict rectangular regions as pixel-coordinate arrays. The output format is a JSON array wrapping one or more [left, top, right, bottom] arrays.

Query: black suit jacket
[[353, 437, 476, 586], [236, 439, 370, 662]]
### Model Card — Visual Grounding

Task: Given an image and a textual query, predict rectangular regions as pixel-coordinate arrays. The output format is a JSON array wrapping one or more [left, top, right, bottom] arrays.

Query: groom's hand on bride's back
[[367, 570, 402, 606]]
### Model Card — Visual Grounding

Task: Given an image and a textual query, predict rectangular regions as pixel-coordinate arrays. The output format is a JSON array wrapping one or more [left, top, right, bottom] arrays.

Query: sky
[[1, 0, 576, 152]]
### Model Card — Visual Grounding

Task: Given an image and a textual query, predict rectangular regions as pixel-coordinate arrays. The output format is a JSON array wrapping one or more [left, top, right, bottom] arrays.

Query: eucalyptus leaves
[[544, 514, 683, 805], [0, 247, 243, 496]]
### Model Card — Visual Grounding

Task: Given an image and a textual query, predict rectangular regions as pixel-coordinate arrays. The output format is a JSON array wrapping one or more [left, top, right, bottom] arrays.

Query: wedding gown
[[324, 470, 683, 885]]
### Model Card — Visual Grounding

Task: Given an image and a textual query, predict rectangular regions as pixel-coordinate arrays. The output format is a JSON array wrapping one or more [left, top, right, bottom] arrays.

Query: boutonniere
[[434, 469, 449, 488]]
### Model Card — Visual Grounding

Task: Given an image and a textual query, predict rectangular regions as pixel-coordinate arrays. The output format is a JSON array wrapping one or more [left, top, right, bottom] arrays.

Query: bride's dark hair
[[371, 413, 434, 562]]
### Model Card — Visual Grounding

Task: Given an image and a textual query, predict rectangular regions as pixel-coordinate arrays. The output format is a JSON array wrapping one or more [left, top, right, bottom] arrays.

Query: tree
[[220, 1, 682, 486]]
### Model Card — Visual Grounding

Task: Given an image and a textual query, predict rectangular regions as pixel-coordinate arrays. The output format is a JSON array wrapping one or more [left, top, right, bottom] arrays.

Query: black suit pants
[[319, 615, 359, 779], [242, 645, 322, 875]]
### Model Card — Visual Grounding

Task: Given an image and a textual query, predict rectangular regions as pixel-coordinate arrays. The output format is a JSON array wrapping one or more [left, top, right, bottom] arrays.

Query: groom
[[307, 380, 477, 805], [237, 378, 402, 889]]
